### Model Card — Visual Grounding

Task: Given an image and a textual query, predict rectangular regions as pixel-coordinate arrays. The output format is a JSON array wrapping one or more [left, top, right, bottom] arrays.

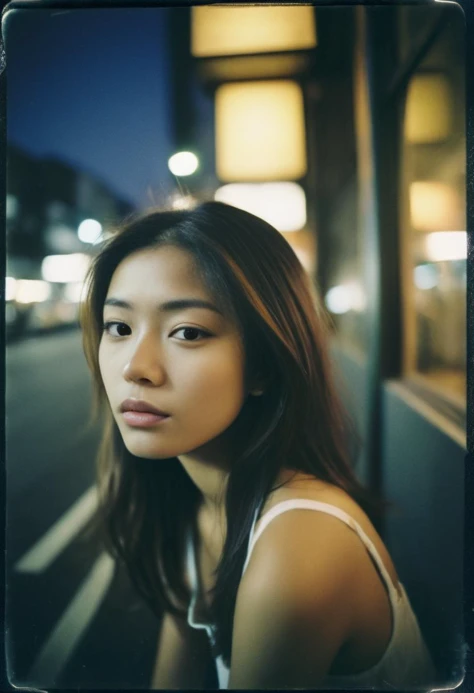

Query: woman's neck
[[177, 437, 232, 515]]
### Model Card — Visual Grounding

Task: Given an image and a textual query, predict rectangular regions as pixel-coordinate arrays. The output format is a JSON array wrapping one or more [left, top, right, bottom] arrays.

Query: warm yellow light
[[16, 280, 52, 304], [291, 246, 313, 274], [404, 74, 451, 144], [168, 151, 199, 177], [409, 181, 463, 231], [191, 6, 317, 58], [424, 231, 466, 262], [214, 182, 306, 232], [216, 80, 307, 182], [41, 254, 91, 283]]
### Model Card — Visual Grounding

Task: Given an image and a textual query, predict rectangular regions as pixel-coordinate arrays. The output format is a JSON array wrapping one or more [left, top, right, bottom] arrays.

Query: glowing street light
[[78, 219, 103, 244], [168, 152, 199, 177]]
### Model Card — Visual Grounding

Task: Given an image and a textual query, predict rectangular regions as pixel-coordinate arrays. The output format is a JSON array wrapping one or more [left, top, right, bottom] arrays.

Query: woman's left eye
[[171, 327, 211, 342]]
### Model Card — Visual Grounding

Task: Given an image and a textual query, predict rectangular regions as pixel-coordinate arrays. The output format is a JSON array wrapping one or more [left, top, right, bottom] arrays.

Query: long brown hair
[[80, 201, 374, 664]]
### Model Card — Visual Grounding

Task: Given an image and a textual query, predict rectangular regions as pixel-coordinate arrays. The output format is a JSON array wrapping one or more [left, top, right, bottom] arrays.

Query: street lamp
[[168, 152, 199, 177], [78, 219, 103, 244]]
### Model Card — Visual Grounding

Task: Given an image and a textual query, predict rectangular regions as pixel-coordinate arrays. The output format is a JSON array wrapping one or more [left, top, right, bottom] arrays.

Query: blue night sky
[[4, 6, 176, 209]]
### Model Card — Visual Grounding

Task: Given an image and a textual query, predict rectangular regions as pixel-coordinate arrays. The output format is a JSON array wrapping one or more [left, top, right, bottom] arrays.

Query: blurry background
[[4, 4, 466, 689]]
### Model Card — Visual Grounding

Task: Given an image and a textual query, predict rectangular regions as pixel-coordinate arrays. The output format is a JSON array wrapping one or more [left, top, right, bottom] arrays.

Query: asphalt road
[[6, 329, 160, 690]]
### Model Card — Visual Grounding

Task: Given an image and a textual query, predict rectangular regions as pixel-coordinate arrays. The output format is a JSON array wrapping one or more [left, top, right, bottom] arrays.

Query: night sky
[[4, 6, 176, 209]]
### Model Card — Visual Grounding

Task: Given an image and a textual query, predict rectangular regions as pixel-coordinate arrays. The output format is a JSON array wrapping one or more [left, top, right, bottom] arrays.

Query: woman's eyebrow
[[103, 297, 222, 315]]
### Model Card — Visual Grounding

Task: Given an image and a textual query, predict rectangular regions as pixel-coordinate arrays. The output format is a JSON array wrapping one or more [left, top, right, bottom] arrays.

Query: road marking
[[27, 552, 115, 686], [15, 486, 98, 574]]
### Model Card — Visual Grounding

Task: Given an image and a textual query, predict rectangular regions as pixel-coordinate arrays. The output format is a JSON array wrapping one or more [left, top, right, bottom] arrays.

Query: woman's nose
[[122, 335, 166, 386]]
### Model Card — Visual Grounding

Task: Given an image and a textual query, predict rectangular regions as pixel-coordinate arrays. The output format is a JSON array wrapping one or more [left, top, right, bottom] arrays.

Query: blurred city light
[[325, 286, 352, 315], [41, 254, 91, 283], [325, 283, 366, 315], [78, 218, 103, 244], [15, 280, 52, 304], [47, 224, 82, 253], [424, 231, 467, 262], [168, 152, 199, 177], [216, 80, 307, 182], [405, 74, 451, 144], [6, 194, 19, 221], [409, 181, 462, 232], [6, 277, 17, 301], [214, 182, 306, 232], [64, 281, 86, 303], [414, 264, 439, 290], [191, 6, 316, 57], [5, 277, 16, 301]]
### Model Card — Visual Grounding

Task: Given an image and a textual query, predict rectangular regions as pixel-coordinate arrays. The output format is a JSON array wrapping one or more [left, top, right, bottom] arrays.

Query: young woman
[[80, 201, 435, 689]]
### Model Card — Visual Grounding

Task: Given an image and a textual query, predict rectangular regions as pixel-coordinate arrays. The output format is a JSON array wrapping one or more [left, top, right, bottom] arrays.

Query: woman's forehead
[[107, 245, 210, 298], [104, 245, 236, 322]]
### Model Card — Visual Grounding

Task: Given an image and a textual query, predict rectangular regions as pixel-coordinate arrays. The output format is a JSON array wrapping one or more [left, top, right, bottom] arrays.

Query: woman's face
[[98, 245, 247, 460]]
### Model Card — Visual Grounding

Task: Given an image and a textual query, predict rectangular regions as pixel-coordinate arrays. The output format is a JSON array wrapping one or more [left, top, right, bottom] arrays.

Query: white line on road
[[27, 551, 115, 686], [15, 486, 98, 574]]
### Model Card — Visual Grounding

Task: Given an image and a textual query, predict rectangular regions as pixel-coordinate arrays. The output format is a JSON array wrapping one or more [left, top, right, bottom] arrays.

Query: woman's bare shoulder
[[260, 469, 366, 523], [232, 495, 358, 687], [255, 469, 400, 593], [231, 472, 399, 687]]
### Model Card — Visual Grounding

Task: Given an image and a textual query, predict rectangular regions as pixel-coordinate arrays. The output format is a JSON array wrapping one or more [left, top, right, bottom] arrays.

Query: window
[[400, 8, 466, 408]]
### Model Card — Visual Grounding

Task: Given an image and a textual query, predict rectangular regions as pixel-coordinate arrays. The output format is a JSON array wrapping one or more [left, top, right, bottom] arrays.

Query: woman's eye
[[103, 321, 131, 337], [171, 327, 210, 342]]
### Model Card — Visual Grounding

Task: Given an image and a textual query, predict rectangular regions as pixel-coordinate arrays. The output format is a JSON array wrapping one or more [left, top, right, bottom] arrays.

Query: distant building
[[7, 144, 135, 264], [6, 145, 136, 337]]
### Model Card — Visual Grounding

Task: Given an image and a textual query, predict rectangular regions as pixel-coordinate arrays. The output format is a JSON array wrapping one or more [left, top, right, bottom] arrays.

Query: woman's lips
[[120, 399, 171, 427], [122, 411, 170, 427]]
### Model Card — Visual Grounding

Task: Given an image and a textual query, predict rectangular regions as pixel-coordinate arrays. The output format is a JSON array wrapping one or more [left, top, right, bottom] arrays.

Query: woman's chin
[[123, 439, 176, 460]]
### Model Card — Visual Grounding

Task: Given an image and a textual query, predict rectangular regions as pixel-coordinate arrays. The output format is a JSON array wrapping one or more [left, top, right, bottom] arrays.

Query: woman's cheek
[[98, 346, 120, 406], [184, 346, 245, 398], [98, 348, 111, 387]]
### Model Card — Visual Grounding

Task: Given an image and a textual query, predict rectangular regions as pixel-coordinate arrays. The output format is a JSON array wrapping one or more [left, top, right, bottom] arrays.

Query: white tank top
[[186, 499, 435, 689]]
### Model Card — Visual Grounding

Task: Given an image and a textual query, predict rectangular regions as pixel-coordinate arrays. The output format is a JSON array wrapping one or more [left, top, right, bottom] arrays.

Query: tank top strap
[[185, 525, 213, 634], [242, 499, 400, 603], [185, 525, 199, 593]]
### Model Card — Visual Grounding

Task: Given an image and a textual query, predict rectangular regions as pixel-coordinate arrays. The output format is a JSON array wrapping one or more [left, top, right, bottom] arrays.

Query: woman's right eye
[[103, 321, 131, 337]]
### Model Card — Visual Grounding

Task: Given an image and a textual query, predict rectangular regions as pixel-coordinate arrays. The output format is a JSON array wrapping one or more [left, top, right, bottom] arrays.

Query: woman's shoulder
[[242, 483, 367, 602], [248, 469, 401, 597], [231, 474, 369, 685], [248, 472, 366, 566], [257, 469, 369, 529], [230, 473, 404, 687]]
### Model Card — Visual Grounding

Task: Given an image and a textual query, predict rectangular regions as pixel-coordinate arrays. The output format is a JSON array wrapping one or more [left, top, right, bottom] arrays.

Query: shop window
[[401, 10, 465, 407]]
